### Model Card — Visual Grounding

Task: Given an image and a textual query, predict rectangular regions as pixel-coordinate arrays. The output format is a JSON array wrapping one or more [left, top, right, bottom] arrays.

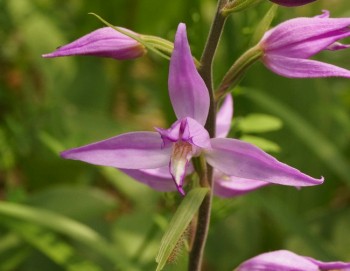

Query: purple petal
[[216, 94, 233, 138], [186, 118, 211, 149], [42, 27, 146, 60], [268, 0, 317, 7], [214, 173, 269, 198], [61, 132, 171, 169], [120, 167, 176, 192], [168, 23, 209, 125], [236, 250, 319, 271], [261, 16, 350, 58], [263, 55, 350, 78], [205, 138, 324, 187]]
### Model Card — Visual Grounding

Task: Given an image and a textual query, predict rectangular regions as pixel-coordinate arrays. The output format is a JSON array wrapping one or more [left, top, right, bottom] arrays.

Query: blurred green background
[[1, 0, 350, 270]]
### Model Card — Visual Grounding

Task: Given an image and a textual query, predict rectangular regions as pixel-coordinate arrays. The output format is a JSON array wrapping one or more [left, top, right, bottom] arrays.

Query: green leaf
[[244, 88, 350, 186], [255, 195, 337, 259], [237, 113, 283, 133], [0, 201, 137, 270], [240, 135, 280, 152], [155, 188, 209, 271], [0, 233, 29, 271], [26, 186, 116, 220], [3, 220, 103, 271]]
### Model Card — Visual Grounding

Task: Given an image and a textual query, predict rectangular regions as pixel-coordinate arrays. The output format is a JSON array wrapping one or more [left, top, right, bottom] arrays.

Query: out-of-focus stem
[[188, 0, 228, 270]]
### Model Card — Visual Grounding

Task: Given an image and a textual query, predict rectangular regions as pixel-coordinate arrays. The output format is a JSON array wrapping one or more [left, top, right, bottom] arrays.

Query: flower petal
[[61, 132, 171, 169], [263, 54, 350, 78], [261, 16, 350, 58], [236, 250, 319, 271], [205, 138, 324, 187], [214, 175, 269, 198], [168, 23, 209, 125], [42, 27, 146, 60], [185, 118, 211, 149], [120, 167, 176, 192], [216, 94, 233, 138]]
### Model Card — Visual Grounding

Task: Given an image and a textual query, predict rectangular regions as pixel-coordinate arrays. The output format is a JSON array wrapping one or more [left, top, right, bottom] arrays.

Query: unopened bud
[[42, 27, 146, 60]]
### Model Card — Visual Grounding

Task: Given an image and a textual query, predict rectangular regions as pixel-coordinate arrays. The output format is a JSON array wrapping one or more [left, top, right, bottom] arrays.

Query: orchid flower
[[42, 27, 146, 60], [236, 250, 350, 271], [122, 94, 270, 197], [61, 23, 323, 195], [269, 0, 317, 6], [259, 10, 350, 78]]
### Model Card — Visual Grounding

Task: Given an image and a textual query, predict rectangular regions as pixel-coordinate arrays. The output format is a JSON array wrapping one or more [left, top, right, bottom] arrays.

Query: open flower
[[269, 0, 317, 6], [259, 10, 350, 78], [122, 94, 270, 197], [42, 27, 146, 60], [236, 250, 350, 271], [61, 23, 323, 195]]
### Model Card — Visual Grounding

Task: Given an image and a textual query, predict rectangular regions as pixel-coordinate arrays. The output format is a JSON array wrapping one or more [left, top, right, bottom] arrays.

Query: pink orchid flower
[[259, 11, 350, 78]]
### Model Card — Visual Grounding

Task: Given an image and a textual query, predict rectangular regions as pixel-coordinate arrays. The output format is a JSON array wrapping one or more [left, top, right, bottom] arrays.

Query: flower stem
[[188, 1, 228, 270], [216, 45, 262, 101]]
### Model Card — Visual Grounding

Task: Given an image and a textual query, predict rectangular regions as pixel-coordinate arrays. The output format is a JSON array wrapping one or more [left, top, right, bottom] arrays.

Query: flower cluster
[[55, 24, 323, 196]]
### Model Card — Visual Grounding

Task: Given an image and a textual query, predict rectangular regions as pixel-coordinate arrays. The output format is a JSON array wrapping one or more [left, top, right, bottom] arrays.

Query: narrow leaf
[[0, 201, 136, 270], [3, 220, 103, 271], [250, 4, 278, 45], [155, 188, 209, 271]]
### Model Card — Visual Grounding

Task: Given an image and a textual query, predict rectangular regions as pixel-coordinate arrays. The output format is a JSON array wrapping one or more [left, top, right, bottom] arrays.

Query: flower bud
[[42, 27, 146, 60]]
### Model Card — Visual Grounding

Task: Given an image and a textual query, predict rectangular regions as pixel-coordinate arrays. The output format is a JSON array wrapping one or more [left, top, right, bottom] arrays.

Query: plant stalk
[[188, 0, 228, 270]]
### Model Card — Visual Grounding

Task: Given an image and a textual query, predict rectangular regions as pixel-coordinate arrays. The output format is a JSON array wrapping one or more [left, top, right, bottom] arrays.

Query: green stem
[[216, 45, 262, 101], [188, 1, 228, 270]]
